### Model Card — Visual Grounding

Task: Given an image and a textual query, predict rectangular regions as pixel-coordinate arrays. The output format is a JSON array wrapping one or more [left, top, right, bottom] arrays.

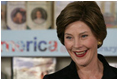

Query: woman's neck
[[76, 56, 103, 79]]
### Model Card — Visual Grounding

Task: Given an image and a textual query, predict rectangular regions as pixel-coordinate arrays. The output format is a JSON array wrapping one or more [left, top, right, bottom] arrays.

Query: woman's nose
[[73, 38, 82, 49]]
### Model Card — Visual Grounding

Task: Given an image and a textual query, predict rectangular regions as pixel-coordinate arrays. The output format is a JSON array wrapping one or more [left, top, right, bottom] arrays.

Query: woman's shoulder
[[110, 66, 117, 73], [43, 65, 70, 79], [108, 66, 117, 79], [98, 54, 117, 79]]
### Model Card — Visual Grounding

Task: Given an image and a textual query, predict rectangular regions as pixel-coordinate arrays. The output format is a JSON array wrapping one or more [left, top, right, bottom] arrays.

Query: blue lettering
[[34, 37, 37, 51], [27, 41, 33, 51], [38, 41, 47, 51]]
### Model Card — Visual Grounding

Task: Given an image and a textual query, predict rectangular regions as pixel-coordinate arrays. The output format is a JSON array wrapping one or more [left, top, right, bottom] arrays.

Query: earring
[[98, 41, 102, 46]]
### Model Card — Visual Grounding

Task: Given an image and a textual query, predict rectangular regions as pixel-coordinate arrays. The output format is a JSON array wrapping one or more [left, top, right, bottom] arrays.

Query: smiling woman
[[64, 21, 99, 65], [43, 1, 117, 79]]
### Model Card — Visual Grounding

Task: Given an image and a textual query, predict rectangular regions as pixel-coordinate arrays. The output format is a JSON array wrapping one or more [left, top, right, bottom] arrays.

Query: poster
[[54, 1, 73, 29], [96, 1, 117, 28], [13, 57, 56, 79], [7, 1, 26, 30], [27, 1, 52, 30], [1, 1, 7, 30]]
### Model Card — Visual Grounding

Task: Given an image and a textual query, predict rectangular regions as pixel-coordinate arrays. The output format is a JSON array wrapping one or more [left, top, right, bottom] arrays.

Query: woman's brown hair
[[56, 1, 107, 48]]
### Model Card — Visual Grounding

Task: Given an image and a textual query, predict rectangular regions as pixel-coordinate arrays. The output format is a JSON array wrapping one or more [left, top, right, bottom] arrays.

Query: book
[[7, 1, 26, 30], [13, 57, 56, 79], [27, 1, 52, 30]]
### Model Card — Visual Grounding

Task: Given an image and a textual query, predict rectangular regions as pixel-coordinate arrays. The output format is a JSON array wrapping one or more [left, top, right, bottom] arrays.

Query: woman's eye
[[81, 35, 88, 38], [66, 36, 72, 39]]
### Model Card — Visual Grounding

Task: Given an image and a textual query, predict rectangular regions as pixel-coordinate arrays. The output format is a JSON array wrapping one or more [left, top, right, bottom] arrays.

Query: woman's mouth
[[74, 50, 88, 57]]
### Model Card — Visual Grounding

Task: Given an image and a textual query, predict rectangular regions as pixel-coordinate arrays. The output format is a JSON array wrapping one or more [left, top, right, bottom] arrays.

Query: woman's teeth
[[75, 51, 86, 55]]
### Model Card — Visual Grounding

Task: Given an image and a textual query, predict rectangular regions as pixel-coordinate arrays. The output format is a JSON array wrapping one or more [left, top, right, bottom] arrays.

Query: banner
[[1, 29, 117, 57]]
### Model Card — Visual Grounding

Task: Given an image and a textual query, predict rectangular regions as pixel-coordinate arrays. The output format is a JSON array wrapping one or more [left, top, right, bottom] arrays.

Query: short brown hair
[[56, 1, 107, 48]]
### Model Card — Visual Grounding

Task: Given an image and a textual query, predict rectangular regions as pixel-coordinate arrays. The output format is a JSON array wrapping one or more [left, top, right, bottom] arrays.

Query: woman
[[33, 10, 45, 24], [43, 1, 117, 79]]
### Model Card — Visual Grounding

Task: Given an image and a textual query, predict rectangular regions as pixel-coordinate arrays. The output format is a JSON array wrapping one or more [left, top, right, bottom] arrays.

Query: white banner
[[1, 29, 117, 57]]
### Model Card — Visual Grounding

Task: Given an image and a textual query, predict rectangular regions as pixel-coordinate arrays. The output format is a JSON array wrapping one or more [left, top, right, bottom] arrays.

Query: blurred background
[[1, 1, 117, 79]]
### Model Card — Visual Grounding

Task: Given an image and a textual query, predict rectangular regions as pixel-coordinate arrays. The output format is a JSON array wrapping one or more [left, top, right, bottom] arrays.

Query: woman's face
[[16, 12, 22, 20], [64, 21, 98, 66], [36, 11, 42, 18]]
